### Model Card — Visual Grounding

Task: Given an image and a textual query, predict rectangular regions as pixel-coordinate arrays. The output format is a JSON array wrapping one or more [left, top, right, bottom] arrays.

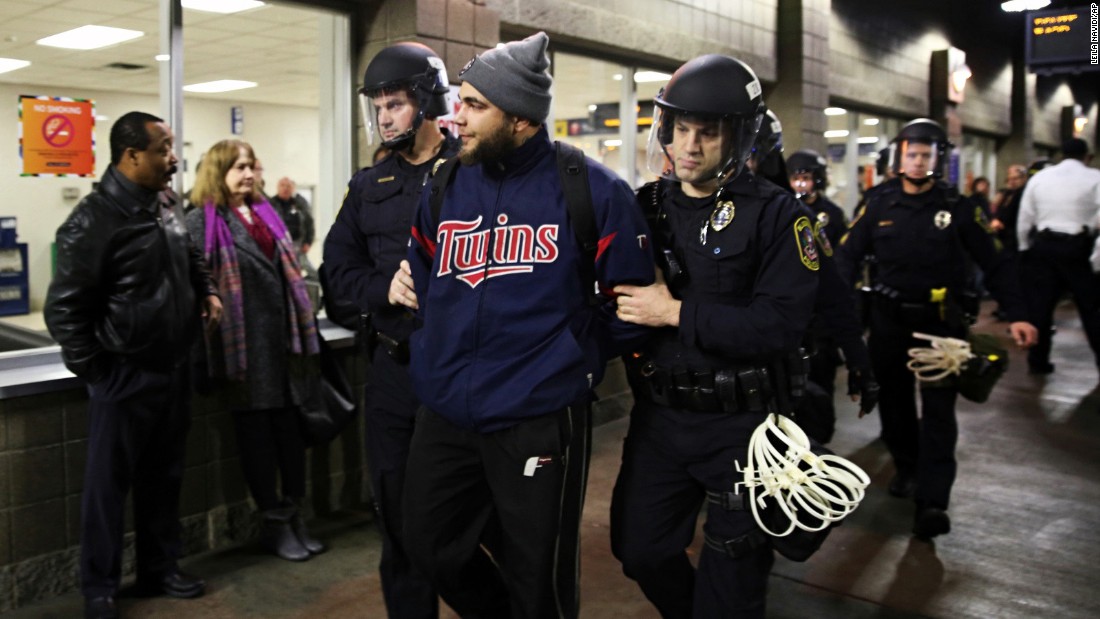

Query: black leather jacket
[[44, 166, 218, 381]]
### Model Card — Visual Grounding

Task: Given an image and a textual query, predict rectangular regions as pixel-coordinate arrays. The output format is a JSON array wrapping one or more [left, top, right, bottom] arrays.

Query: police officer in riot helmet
[[611, 54, 819, 618], [359, 42, 452, 154], [837, 118, 1037, 540], [749, 108, 789, 188], [787, 149, 847, 246], [322, 41, 459, 619]]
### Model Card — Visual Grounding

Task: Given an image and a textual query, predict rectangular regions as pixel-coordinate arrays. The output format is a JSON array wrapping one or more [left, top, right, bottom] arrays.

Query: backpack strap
[[555, 141, 600, 305], [427, 156, 461, 237]]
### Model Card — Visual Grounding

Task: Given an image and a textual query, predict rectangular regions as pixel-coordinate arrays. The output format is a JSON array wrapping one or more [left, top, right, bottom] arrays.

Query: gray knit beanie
[[459, 32, 552, 123]]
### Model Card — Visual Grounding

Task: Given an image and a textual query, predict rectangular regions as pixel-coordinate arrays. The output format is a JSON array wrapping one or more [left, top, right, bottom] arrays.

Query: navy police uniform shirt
[[323, 131, 461, 342], [837, 178, 1028, 321], [644, 172, 819, 370]]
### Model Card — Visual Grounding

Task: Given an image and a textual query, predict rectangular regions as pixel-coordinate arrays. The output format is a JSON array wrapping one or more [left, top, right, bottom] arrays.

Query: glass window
[[550, 51, 669, 188], [0, 0, 351, 355]]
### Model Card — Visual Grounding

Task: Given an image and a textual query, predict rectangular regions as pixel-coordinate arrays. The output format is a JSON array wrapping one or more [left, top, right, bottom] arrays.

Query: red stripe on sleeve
[[411, 225, 436, 258], [595, 231, 617, 262]]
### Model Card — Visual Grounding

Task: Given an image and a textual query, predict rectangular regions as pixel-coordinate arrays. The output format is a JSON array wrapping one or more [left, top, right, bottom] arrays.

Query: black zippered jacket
[[45, 166, 218, 382]]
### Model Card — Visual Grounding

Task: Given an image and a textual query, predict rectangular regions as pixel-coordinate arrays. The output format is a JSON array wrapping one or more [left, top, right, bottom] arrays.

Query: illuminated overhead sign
[[1025, 6, 1099, 72]]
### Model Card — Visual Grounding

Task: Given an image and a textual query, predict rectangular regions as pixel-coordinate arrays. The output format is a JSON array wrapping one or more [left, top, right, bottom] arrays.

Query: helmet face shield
[[646, 105, 760, 186], [360, 85, 422, 149], [893, 139, 942, 180]]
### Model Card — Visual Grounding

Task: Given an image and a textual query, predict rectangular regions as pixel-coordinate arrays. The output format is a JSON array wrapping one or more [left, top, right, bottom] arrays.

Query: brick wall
[[0, 347, 371, 611]]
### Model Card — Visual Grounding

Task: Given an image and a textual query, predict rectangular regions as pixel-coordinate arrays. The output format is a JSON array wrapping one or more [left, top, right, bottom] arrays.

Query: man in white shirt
[[1017, 138, 1100, 375]]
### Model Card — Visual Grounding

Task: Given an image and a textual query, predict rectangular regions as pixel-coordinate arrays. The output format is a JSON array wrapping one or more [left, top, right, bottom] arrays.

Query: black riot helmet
[[889, 118, 952, 182], [647, 54, 765, 186], [359, 42, 450, 151], [786, 149, 828, 198], [752, 109, 789, 188], [755, 109, 784, 158]]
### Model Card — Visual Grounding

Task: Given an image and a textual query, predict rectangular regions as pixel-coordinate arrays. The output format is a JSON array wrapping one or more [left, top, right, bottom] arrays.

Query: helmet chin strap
[[904, 174, 933, 186]]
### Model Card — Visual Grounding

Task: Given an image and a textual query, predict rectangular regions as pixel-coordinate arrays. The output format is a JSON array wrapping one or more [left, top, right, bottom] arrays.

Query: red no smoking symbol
[[42, 114, 76, 148]]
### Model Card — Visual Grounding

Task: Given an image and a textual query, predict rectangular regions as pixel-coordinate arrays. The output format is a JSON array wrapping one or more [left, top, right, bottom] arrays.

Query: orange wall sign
[[19, 95, 95, 177]]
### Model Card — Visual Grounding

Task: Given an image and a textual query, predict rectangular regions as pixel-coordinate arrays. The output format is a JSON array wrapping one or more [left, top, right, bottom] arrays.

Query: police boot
[[261, 506, 311, 561], [285, 498, 326, 555], [913, 506, 951, 539]]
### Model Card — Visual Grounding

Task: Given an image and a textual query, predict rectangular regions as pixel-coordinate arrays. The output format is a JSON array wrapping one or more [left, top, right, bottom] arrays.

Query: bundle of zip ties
[[905, 332, 974, 382], [735, 414, 870, 536]]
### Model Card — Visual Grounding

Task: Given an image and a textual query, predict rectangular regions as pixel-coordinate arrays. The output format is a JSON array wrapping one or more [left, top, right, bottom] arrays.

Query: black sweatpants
[[610, 401, 773, 619], [402, 401, 591, 619], [868, 306, 963, 510], [80, 359, 191, 598], [364, 348, 437, 619]]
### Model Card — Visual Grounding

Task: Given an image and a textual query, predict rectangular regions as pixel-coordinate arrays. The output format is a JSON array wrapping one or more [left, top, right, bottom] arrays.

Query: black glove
[[848, 367, 880, 416]]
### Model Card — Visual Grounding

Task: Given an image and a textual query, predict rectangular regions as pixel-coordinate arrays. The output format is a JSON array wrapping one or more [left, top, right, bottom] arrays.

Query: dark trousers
[[232, 406, 306, 511], [402, 402, 591, 619], [869, 307, 963, 509], [364, 349, 437, 619], [80, 359, 191, 598], [610, 401, 773, 619], [1020, 238, 1100, 370]]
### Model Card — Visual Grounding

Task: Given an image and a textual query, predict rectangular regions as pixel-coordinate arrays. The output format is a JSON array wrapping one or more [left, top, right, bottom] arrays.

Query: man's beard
[[459, 118, 515, 165]]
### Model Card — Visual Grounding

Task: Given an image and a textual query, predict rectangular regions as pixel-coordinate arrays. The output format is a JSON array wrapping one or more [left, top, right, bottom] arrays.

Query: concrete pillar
[[997, 52, 1036, 177], [770, 0, 830, 154]]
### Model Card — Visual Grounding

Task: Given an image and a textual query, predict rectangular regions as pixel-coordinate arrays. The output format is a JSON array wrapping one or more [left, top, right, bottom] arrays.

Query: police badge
[[934, 210, 952, 229], [710, 201, 735, 231]]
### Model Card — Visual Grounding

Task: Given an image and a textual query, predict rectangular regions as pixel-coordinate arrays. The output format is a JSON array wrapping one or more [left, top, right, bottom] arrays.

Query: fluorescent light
[[863, 118, 880, 126], [37, 25, 143, 50], [824, 107, 847, 116], [612, 73, 624, 81], [587, 104, 597, 112], [633, 71, 671, 83], [604, 139, 623, 147], [858, 136, 881, 144], [182, 0, 265, 14], [155, 54, 170, 62], [0, 58, 31, 74], [184, 80, 257, 93], [1001, 0, 1050, 12], [94, 115, 110, 122], [824, 130, 849, 138]]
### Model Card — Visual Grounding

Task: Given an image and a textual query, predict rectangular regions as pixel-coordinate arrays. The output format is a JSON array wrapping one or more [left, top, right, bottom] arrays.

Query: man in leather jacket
[[44, 111, 222, 619]]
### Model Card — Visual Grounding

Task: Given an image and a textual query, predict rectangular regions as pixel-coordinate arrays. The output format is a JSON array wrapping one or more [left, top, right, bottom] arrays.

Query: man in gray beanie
[[389, 31, 656, 619]]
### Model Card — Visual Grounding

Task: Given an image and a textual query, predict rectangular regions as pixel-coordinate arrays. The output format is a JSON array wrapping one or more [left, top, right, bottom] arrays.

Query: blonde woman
[[186, 139, 324, 561]]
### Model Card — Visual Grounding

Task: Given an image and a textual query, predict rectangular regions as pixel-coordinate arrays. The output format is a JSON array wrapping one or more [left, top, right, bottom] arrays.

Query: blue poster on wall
[[948, 151, 960, 186], [231, 106, 244, 135]]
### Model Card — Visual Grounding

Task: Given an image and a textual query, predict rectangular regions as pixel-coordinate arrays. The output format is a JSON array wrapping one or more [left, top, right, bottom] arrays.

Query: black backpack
[[426, 141, 601, 305]]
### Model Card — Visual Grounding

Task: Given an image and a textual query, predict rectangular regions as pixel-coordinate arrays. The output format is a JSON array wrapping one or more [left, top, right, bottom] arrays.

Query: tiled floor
[[11, 302, 1100, 618]]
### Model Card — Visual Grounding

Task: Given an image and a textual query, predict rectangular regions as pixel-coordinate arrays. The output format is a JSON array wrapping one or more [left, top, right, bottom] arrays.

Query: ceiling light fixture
[[181, 0, 265, 14], [1000, 0, 1051, 12], [155, 54, 170, 62], [857, 136, 881, 144], [0, 57, 31, 74], [184, 80, 258, 93], [824, 107, 847, 116], [863, 118, 880, 126], [37, 25, 143, 50], [824, 130, 850, 138], [633, 71, 671, 83]]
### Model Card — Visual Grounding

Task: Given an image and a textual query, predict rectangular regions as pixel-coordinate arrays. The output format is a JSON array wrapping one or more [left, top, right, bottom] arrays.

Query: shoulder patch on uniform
[[377, 175, 395, 183], [794, 216, 820, 271], [813, 221, 834, 257], [878, 220, 894, 227], [974, 206, 994, 234]]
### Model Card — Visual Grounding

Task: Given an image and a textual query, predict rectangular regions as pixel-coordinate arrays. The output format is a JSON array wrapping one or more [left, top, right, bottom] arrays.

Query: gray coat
[[186, 205, 293, 410]]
